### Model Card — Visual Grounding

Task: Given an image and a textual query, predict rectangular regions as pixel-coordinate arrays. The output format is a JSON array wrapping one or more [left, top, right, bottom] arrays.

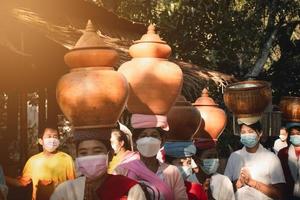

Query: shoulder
[[56, 151, 73, 160], [278, 146, 289, 158], [109, 174, 137, 185], [56, 176, 84, 190], [227, 149, 243, 162], [259, 146, 279, 159], [212, 173, 232, 183], [26, 152, 44, 163], [160, 163, 180, 174]]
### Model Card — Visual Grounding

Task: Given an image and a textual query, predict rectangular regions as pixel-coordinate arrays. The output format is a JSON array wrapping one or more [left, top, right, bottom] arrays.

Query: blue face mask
[[200, 158, 219, 175], [290, 135, 300, 146], [240, 133, 258, 148]]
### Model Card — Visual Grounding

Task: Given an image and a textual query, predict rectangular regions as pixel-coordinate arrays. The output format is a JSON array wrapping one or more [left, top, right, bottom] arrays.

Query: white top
[[224, 144, 285, 200], [273, 139, 287, 155], [50, 176, 146, 200], [210, 173, 235, 200]]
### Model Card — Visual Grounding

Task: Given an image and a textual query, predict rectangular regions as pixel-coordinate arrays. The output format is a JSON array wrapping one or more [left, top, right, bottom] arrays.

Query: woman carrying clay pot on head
[[114, 114, 188, 200], [108, 124, 140, 174], [163, 141, 208, 200], [193, 140, 234, 200], [224, 116, 285, 200], [50, 130, 147, 200], [278, 122, 300, 200]]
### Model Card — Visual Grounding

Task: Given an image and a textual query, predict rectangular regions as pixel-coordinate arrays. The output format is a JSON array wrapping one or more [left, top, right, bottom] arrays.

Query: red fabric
[[295, 148, 300, 157], [96, 175, 138, 200], [184, 181, 208, 200], [194, 140, 216, 151], [278, 146, 295, 199]]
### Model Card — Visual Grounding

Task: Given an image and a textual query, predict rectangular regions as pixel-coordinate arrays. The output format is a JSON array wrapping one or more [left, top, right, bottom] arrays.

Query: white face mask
[[279, 135, 287, 141], [178, 165, 193, 179], [43, 138, 60, 152], [136, 137, 161, 157], [111, 143, 121, 154]]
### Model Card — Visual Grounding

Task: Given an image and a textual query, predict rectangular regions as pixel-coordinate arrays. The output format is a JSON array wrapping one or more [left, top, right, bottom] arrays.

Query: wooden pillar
[[1, 91, 19, 166], [38, 88, 46, 134], [19, 91, 27, 165], [46, 87, 61, 127], [7, 91, 18, 140]]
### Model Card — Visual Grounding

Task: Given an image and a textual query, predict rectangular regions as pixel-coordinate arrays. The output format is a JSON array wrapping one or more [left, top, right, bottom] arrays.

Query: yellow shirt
[[20, 151, 75, 200]]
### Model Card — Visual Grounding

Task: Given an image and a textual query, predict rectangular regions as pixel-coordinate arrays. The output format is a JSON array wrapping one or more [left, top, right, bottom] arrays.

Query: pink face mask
[[75, 154, 108, 180]]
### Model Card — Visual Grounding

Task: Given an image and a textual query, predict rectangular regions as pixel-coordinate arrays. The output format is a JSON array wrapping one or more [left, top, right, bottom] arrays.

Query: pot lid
[[134, 24, 167, 44], [193, 88, 218, 106], [174, 95, 192, 106], [73, 20, 108, 49]]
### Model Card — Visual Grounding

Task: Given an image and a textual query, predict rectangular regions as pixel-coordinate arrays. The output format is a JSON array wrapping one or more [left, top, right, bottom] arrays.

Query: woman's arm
[[241, 168, 284, 199]]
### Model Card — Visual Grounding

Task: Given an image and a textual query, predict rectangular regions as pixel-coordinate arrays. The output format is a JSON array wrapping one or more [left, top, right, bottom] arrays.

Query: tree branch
[[245, 0, 282, 78], [245, 26, 279, 78]]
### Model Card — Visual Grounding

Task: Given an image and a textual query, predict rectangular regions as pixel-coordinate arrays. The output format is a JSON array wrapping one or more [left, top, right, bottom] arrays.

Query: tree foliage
[[94, 0, 300, 97]]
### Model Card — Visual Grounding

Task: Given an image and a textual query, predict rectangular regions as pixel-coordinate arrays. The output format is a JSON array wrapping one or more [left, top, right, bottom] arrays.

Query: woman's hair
[[111, 129, 131, 150], [239, 121, 262, 134], [75, 139, 111, 153], [132, 127, 167, 141]]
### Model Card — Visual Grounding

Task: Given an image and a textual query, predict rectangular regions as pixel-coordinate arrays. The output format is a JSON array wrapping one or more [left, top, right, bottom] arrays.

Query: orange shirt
[[20, 151, 75, 200]]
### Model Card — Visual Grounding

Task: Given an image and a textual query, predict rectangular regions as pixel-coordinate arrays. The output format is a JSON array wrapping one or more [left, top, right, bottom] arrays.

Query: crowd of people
[[0, 117, 299, 200]]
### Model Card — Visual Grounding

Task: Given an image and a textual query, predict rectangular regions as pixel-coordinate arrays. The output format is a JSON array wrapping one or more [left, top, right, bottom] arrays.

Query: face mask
[[76, 154, 108, 180], [111, 143, 121, 154], [200, 158, 219, 175], [290, 135, 300, 146], [178, 165, 193, 179], [43, 138, 60, 152], [240, 133, 258, 148], [136, 137, 161, 157], [279, 135, 287, 142]]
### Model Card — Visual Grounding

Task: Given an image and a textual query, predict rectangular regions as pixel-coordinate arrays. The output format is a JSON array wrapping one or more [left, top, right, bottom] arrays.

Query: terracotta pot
[[56, 20, 128, 131], [118, 25, 183, 115], [193, 89, 227, 141], [167, 96, 201, 141], [223, 80, 272, 118], [280, 96, 300, 122]]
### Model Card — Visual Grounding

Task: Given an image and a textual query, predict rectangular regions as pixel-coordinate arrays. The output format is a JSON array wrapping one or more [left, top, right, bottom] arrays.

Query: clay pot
[[167, 96, 202, 141], [223, 80, 272, 118], [56, 20, 128, 132], [118, 24, 183, 115], [193, 89, 227, 141], [280, 96, 300, 122]]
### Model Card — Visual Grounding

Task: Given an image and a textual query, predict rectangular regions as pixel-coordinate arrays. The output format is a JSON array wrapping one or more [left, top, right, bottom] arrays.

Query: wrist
[[248, 179, 257, 188]]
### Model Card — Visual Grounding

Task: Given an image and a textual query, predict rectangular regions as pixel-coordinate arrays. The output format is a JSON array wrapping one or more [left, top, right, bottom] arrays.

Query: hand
[[203, 178, 211, 192], [240, 168, 252, 185], [236, 177, 245, 189]]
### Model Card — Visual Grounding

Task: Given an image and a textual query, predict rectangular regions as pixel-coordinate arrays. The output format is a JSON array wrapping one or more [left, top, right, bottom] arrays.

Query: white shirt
[[210, 173, 235, 200], [273, 139, 287, 155], [224, 144, 285, 200]]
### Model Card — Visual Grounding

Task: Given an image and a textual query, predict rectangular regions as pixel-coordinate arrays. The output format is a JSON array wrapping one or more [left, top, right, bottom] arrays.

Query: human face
[[77, 140, 108, 157], [110, 132, 124, 154], [279, 128, 288, 141], [76, 140, 109, 180], [38, 128, 60, 152], [240, 125, 261, 148], [136, 128, 162, 158], [195, 148, 219, 175]]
